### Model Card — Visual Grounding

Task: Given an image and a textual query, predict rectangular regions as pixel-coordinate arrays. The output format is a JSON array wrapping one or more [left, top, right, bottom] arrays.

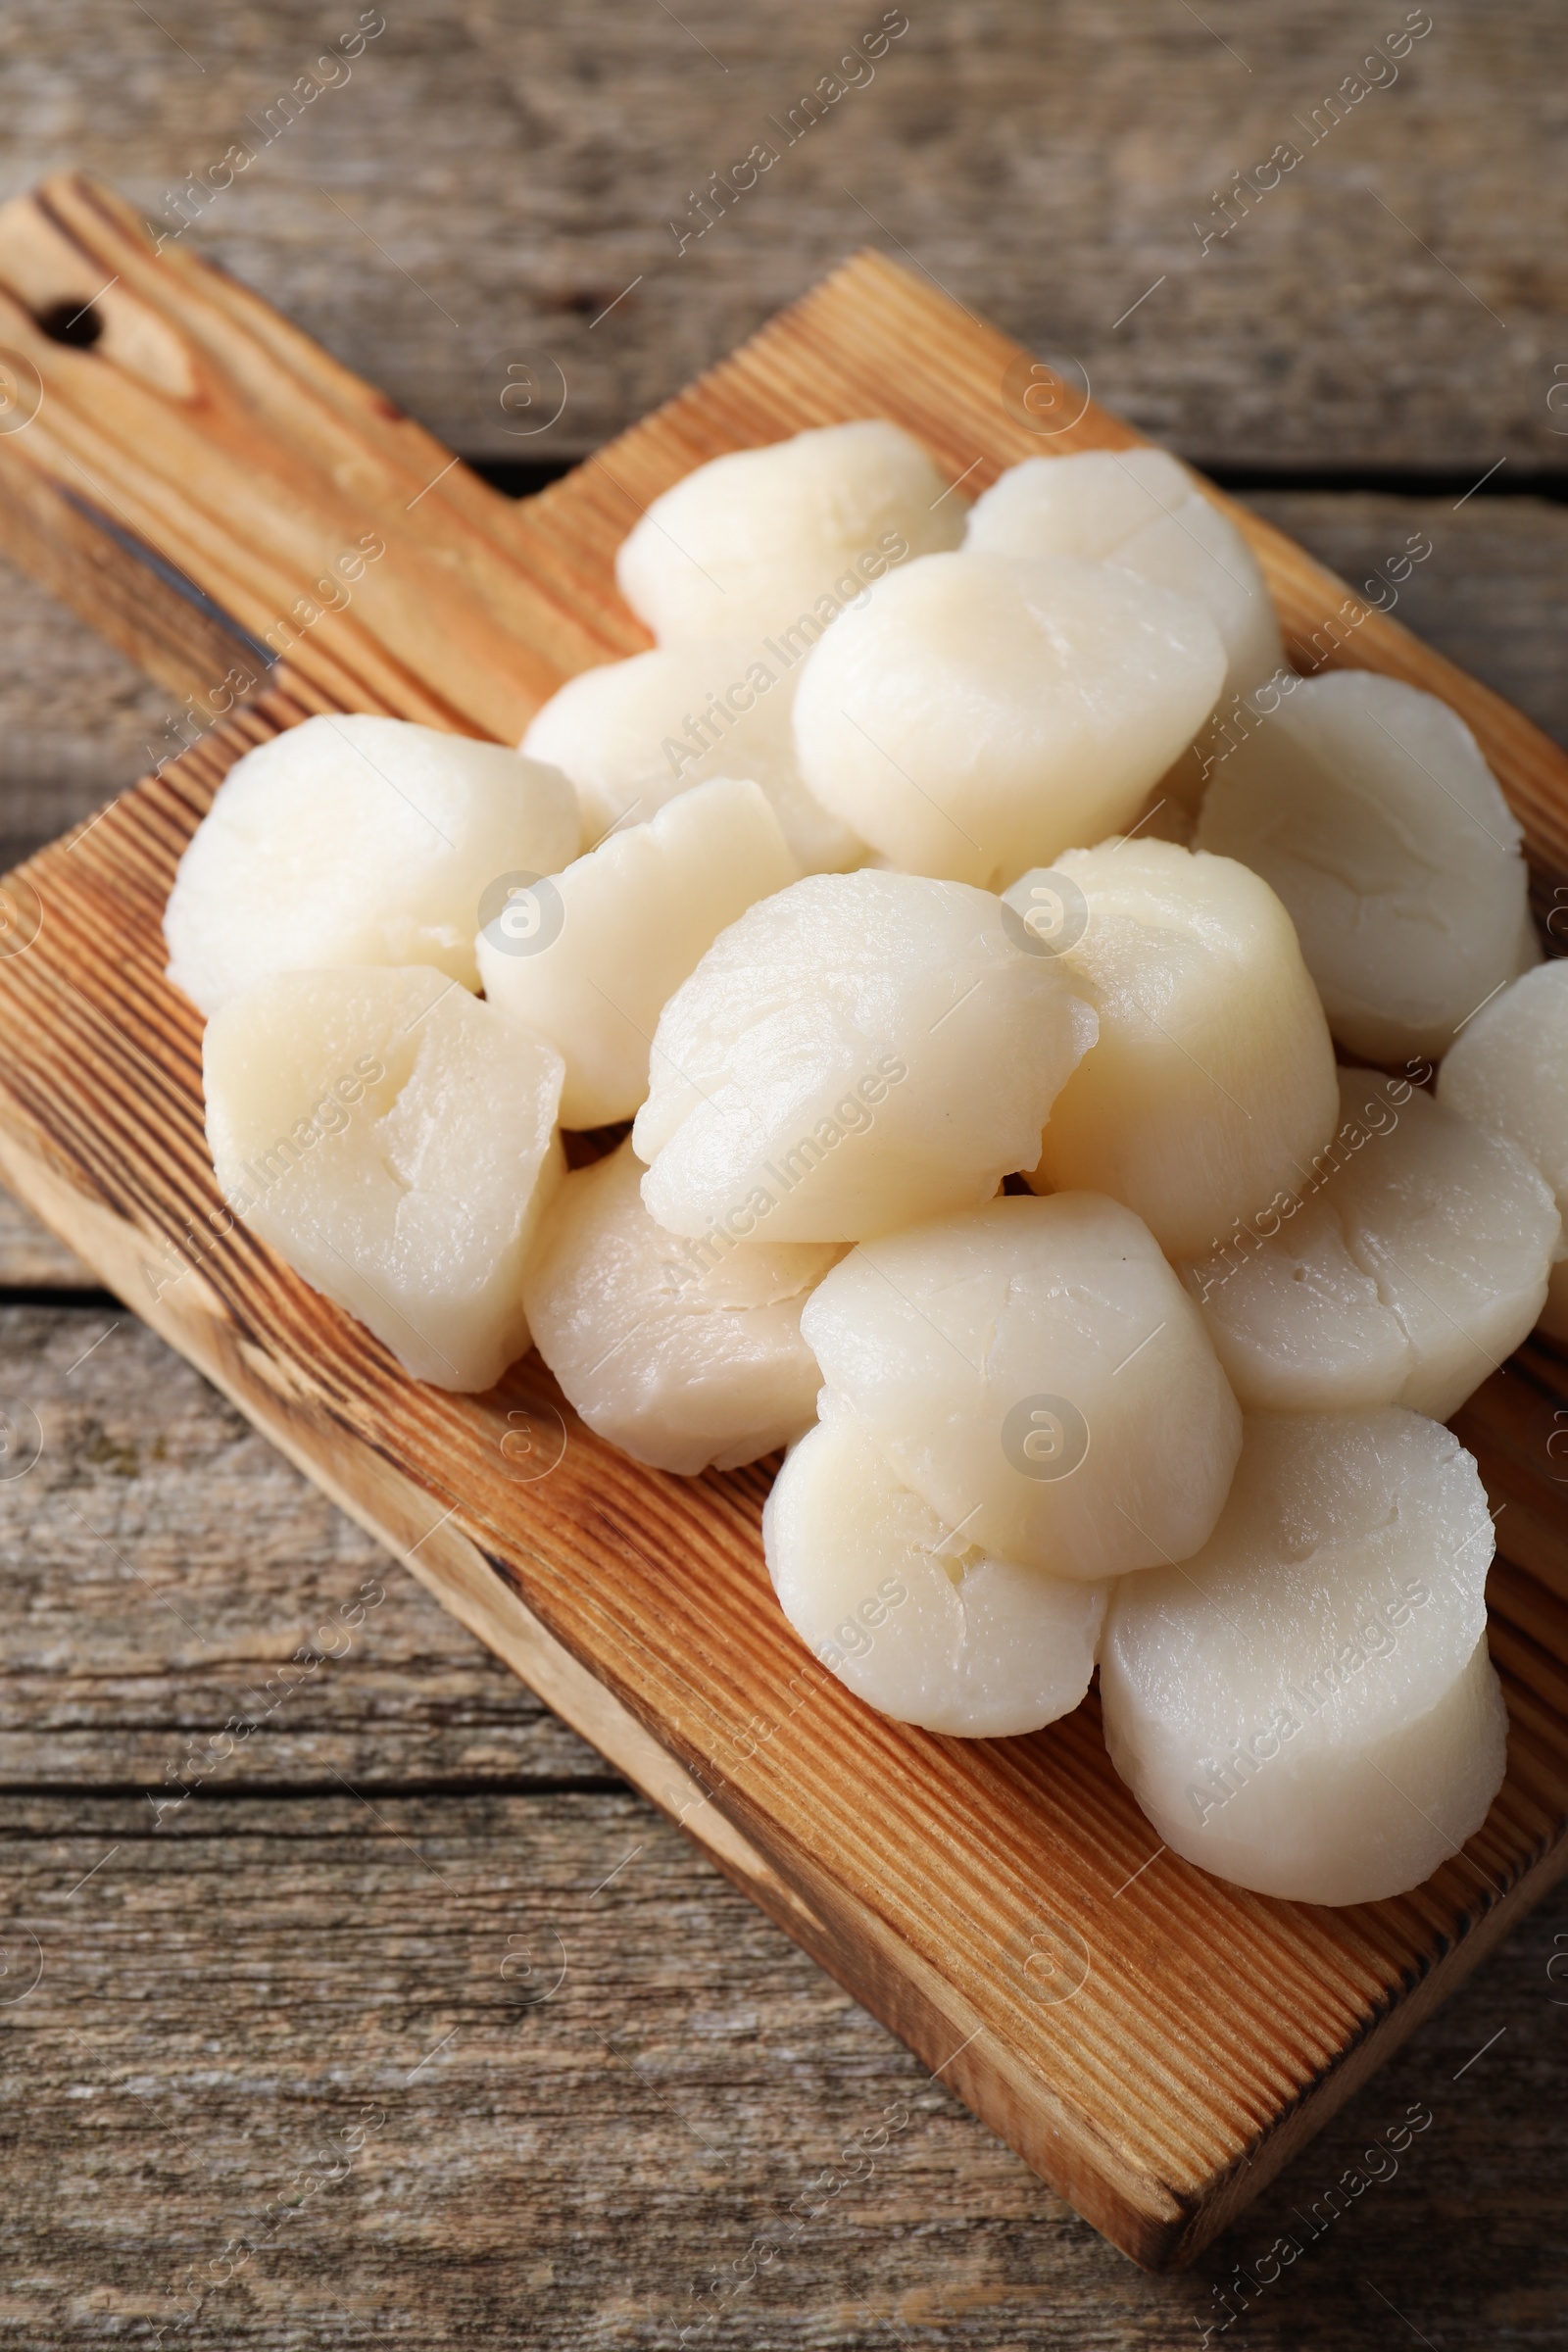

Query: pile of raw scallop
[[166, 420, 1568, 1909]]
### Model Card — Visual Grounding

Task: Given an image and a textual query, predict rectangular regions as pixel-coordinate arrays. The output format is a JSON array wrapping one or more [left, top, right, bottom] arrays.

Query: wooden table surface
[[2, 6, 1567, 2346]]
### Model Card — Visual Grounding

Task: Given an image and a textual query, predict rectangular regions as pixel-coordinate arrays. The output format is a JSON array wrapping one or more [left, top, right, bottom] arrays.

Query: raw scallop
[[520, 644, 864, 873], [632, 869, 1097, 1243], [799, 1192, 1242, 1583], [1186, 1068, 1559, 1418], [1439, 958, 1568, 1341], [614, 419, 962, 647], [478, 778, 800, 1129], [1196, 671, 1537, 1062], [1007, 837, 1338, 1259], [204, 965, 564, 1392], [791, 551, 1226, 888], [1098, 1409, 1507, 1905], [166, 714, 580, 1015], [763, 1394, 1108, 1736], [523, 1138, 840, 1473], [965, 448, 1285, 703]]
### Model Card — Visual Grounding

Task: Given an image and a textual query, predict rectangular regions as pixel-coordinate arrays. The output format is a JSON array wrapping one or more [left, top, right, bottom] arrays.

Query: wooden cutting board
[[2, 172, 1566, 2273]]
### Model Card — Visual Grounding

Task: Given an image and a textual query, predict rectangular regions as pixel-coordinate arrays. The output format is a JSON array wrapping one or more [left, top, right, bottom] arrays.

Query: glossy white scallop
[[1099, 1409, 1507, 1905], [763, 1395, 1108, 1737], [478, 778, 800, 1129], [792, 550, 1227, 888], [166, 714, 579, 1014], [799, 1192, 1242, 1583], [1007, 837, 1338, 1260], [1438, 959, 1568, 1342], [523, 1139, 840, 1473], [1186, 1068, 1559, 1417], [204, 964, 564, 1392], [632, 869, 1097, 1243], [520, 644, 864, 873], [965, 447, 1285, 703], [615, 419, 962, 646], [1196, 671, 1536, 1062]]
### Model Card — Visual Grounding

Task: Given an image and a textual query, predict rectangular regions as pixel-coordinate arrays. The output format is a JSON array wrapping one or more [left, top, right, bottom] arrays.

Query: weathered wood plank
[[0, 1306, 608, 1790], [0, 549, 173, 885], [0, 1781, 1564, 2348], [0, 1190, 93, 1287], [5, 0, 1562, 467]]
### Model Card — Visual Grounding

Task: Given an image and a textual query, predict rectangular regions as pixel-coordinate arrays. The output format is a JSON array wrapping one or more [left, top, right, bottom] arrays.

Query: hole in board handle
[[31, 298, 103, 349]]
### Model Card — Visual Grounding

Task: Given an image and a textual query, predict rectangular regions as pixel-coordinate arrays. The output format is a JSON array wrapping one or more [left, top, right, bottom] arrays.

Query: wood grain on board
[[1, 173, 1567, 2271]]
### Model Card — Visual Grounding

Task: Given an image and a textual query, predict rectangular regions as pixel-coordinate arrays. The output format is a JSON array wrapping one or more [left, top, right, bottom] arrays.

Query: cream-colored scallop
[[203, 965, 564, 1392], [614, 420, 962, 647], [799, 1193, 1242, 1583], [763, 1395, 1107, 1737], [165, 714, 580, 1015], [632, 869, 1097, 1244], [519, 644, 864, 873], [477, 778, 800, 1130], [1196, 671, 1536, 1062], [1438, 959, 1568, 1341], [791, 551, 1226, 889], [1007, 838, 1338, 1260], [965, 448, 1285, 703], [1099, 1409, 1507, 1905], [1185, 1068, 1559, 1418], [522, 1139, 840, 1474]]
